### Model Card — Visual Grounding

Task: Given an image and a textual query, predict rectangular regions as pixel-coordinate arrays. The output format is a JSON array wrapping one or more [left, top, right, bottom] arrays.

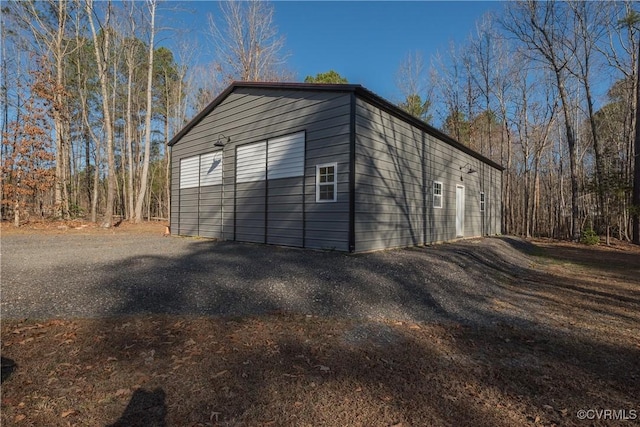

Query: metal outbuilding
[[169, 82, 503, 252]]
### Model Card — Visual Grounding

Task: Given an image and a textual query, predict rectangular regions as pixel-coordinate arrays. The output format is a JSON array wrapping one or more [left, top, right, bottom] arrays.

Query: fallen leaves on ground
[[1, 239, 638, 426]]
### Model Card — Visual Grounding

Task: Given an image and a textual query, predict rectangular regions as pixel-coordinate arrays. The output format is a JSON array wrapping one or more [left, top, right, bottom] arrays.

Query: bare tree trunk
[[20, 0, 72, 219], [86, 0, 116, 228], [503, 0, 581, 240], [134, 0, 156, 223], [633, 39, 640, 244], [126, 60, 134, 221], [164, 98, 170, 219], [91, 143, 101, 223], [53, 0, 70, 220]]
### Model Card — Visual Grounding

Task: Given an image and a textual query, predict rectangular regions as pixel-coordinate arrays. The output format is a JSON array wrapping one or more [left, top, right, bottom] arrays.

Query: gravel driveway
[[1, 234, 541, 324]]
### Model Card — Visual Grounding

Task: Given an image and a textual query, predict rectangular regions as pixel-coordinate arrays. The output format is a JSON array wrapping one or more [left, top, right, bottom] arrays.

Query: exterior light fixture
[[459, 163, 477, 174], [214, 134, 230, 147]]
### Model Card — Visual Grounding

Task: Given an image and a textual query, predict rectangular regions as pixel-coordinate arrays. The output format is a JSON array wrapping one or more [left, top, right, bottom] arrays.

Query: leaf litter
[[1, 239, 639, 426]]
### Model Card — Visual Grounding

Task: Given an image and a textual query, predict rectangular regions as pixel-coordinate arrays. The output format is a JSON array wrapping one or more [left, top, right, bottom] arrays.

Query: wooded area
[[1, 0, 639, 244]]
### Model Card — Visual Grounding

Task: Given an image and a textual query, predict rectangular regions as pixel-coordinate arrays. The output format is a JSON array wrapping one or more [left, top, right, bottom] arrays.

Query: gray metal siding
[[354, 100, 426, 252], [267, 177, 303, 247], [354, 97, 502, 252], [171, 88, 351, 250], [198, 184, 222, 238], [178, 187, 199, 236], [170, 161, 179, 233], [235, 180, 266, 243]]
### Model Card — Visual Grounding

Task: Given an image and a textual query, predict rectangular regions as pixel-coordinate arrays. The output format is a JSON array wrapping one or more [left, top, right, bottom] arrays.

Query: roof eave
[[353, 86, 505, 171]]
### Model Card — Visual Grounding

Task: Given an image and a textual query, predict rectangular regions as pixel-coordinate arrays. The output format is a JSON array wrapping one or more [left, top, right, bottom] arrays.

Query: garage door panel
[[267, 234, 301, 246], [235, 133, 304, 247], [235, 171, 266, 243], [235, 232, 265, 243], [267, 224, 303, 237], [236, 141, 267, 183], [268, 203, 303, 213], [235, 212, 265, 222], [235, 199, 267, 209], [267, 179, 303, 247]]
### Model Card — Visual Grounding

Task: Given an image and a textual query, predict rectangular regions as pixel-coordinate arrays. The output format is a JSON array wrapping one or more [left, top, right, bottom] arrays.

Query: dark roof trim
[[168, 81, 504, 171]]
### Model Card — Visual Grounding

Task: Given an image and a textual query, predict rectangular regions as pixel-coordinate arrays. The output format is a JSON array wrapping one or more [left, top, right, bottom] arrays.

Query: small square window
[[316, 163, 337, 202], [433, 181, 443, 208], [480, 192, 486, 212]]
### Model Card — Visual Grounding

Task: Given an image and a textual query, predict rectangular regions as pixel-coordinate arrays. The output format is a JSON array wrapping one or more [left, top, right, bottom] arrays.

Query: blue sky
[[166, 1, 502, 102]]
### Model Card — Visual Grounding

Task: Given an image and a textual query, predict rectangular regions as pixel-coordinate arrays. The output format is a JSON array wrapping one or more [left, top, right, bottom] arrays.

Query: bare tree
[[503, 0, 581, 240], [603, 3, 640, 244], [133, 0, 157, 223], [207, 0, 289, 83], [13, 0, 79, 219], [567, 1, 610, 241], [469, 14, 498, 157], [635, 39, 640, 244], [514, 67, 557, 237], [86, 0, 117, 228], [490, 36, 519, 235], [70, 13, 102, 223], [432, 43, 468, 144], [114, 0, 143, 221], [395, 51, 433, 122]]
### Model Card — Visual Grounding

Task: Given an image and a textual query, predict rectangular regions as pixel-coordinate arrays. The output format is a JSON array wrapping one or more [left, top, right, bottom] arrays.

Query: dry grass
[[1, 230, 639, 426]]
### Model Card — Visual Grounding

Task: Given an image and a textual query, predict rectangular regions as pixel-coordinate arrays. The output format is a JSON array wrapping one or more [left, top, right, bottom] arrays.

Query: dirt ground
[[0, 219, 168, 236], [1, 222, 639, 426]]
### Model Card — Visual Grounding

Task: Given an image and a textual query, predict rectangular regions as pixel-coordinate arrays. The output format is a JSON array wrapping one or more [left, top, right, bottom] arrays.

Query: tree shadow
[[1, 356, 16, 383], [108, 388, 167, 427], [4, 234, 638, 424], [73, 235, 637, 424]]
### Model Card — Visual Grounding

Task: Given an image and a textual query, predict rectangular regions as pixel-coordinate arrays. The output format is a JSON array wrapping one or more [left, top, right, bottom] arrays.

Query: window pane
[[319, 184, 335, 200], [434, 194, 442, 208]]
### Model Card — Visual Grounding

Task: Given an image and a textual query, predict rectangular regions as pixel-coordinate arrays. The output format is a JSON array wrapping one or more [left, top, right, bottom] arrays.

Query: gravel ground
[[2, 234, 543, 325]]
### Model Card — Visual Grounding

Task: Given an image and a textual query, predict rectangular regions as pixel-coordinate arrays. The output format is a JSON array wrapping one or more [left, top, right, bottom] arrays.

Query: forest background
[[2, 0, 639, 244]]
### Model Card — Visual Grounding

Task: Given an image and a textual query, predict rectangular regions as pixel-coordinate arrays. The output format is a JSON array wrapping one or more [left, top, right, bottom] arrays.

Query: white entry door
[[456, 185, 465, 237]]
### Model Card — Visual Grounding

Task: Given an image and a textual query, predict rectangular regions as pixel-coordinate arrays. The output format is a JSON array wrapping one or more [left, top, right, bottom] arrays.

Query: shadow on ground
[[2, 236, 638, 425], [108, 388, 167, 427], [90, 237, 639, 425], [1, 357, 16, 383]]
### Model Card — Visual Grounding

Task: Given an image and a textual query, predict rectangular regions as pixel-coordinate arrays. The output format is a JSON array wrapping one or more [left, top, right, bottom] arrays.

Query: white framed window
[[316, 163, 337, 202], [480, 191, 486, 212], [433, 181, 443, 208]]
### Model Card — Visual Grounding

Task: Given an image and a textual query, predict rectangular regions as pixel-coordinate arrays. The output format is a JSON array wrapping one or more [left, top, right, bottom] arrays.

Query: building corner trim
[[348, 93, 356, 253]]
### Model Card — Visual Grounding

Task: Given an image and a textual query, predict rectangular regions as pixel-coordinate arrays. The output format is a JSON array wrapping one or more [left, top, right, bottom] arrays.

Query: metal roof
[[168, 81, 504, 171]]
